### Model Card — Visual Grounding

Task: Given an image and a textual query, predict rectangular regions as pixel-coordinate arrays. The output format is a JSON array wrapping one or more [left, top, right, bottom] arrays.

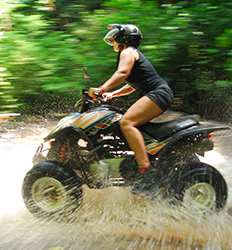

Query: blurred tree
[[0, 0, 232, 120]]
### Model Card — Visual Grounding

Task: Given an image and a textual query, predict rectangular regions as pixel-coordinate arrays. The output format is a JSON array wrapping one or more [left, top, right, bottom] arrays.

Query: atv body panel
[[140, 115, 200, 141], [45, 108, 120, 140]]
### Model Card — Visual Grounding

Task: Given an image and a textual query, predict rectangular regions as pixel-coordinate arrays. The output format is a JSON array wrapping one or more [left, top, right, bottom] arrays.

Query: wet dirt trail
[[0, 117, 232, 250]]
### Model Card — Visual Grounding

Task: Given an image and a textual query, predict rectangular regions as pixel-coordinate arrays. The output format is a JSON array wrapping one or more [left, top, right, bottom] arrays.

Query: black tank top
[[125, 49, 168, 94]]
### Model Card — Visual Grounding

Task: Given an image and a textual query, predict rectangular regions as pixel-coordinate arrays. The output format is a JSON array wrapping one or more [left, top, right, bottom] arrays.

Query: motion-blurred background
[[1, 0, 232, 121]]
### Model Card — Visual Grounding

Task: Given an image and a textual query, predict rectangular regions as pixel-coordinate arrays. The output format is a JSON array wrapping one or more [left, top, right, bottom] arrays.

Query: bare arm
[[111, 84, 135, 97], [100, 48, 136, 92]]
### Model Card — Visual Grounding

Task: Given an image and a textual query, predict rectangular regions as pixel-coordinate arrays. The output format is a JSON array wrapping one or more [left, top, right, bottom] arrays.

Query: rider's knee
[[120, 117, 134, 130]]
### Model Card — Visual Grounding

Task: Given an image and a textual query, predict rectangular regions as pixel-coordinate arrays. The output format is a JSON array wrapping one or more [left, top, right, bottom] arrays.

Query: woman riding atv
[[90, 24, 173, 174]]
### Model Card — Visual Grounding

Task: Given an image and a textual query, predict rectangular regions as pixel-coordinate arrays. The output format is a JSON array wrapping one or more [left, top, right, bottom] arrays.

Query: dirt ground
[[0, 112, 232, 250]]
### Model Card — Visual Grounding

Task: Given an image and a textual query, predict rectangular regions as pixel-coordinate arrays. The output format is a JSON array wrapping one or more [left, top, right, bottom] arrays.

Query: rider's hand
[[102, 92, 113, 102]]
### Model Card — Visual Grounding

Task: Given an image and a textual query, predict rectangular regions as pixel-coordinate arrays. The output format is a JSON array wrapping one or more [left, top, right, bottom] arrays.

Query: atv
[[22, 89, 230, 219]]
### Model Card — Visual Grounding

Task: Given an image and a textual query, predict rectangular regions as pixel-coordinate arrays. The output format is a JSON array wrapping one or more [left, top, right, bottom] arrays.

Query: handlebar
[[74, 88, 105, 112], [87, 87, 104, 99], [75, 88, 126, 113]]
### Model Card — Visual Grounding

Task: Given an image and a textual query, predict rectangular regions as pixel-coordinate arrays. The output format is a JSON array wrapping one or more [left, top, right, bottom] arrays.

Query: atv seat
[[140, 115, 200, 141]]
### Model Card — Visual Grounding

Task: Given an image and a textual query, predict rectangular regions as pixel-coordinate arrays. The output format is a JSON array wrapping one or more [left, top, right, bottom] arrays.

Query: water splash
[[0, 119, 232, 249]]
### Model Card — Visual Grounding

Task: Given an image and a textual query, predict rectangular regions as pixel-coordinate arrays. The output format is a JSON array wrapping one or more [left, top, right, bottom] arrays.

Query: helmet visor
[[103, 28, 119, 46]]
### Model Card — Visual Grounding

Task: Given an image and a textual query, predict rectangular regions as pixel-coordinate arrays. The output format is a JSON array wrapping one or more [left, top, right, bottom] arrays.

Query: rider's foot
[[131, 166, 159, 197], [137, 165, 151, 174]]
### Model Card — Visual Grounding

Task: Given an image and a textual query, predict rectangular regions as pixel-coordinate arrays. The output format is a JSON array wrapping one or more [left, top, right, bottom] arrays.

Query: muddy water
[[0, 118, 232, 250]]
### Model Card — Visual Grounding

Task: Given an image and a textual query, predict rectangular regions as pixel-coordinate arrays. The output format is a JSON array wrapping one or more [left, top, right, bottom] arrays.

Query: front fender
[[44, 112, 82, 140], [45, 126, 79, 141]]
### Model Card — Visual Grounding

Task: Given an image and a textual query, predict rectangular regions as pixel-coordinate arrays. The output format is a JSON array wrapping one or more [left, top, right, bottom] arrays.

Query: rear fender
[[174, 161, 221, 180], [157, 125, 230, 158]]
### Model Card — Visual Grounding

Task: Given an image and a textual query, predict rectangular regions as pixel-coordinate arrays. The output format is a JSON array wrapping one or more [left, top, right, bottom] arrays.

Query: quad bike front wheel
[[22, 160, 83, 221], [169, 162, 228, 212]]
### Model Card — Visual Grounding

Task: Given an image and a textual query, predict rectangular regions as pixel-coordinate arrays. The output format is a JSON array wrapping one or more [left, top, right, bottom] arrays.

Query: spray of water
[[0, 119, 232, 249]]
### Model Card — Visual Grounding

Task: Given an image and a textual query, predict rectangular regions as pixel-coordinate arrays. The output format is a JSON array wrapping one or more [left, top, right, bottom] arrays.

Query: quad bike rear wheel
[[22, 160, 83, 221], [169, 162, 228, 212]]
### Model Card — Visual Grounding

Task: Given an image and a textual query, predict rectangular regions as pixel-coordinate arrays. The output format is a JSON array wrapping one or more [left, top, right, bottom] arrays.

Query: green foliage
[[0, 0, 232, 120]]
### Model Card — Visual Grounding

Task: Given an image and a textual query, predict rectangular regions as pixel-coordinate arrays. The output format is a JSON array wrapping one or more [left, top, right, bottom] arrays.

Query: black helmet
[[104, 24, 143, 48]]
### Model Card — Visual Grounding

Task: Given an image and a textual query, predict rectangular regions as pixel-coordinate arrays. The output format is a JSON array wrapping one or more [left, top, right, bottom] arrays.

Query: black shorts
[[145, 85, 173, 111]]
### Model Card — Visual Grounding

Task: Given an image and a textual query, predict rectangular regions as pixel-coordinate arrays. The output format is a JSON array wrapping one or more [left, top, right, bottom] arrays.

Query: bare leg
[[120, 96, 163, 172]]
